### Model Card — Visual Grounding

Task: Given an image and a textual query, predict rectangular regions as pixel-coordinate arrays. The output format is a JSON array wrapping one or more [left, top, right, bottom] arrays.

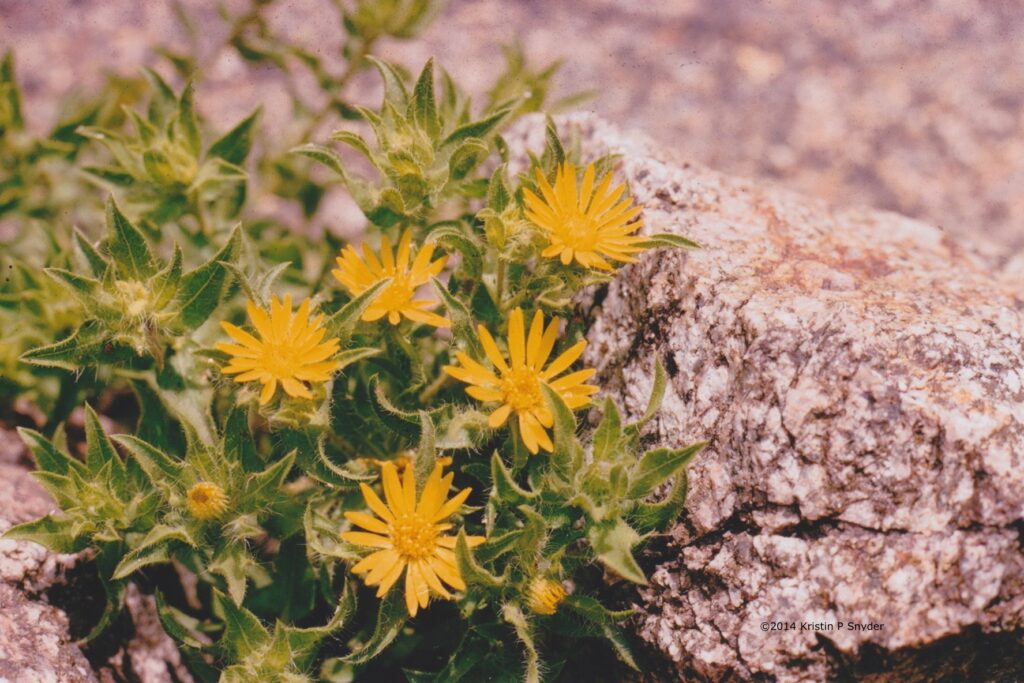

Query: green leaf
[[43, 269, 99, 309], [490, 451, 537, 504], [443, 108, 510, 147], [592, 397, 623, 463], [18, 427, 85, 476], [448, 138, 489, 180], [211, 545, 257, 607], [281, 580, 357, 670], [411, 58, 439, 139], [562, 594, 634, 624], [588, 518, 646, 585], [177, 80, 201, 156], [486, 164, 511, 211], [541, 383, 579, 480], [112, 541, 171, 580], [626, 357, 668, 436], [330, 130, 376, 166], [84, 404, 127, 488], [501, 604, 539, 683], [71, 227, 110, 277], [291, 143, 351, 183], [142, 67, 177, 125], [455, 529, 504, 588], [244, 449, 296, 505], [2, 515, 84, 554], [19, 328, 105, 370], [113, 432, 183, 485], [599, 623, 641, 671], [638, 232, 701, 250], [342, 589, 407, 665], [174, 224, 241, 329], [626, 442, 704, 500], [413, 412, 436, 488], [431, 277, 483, 358], [632, 470, 689, 534], [156, 591, 207, 649], [216, 589, 271, 659], [105, 196, 157, 280], [209, 107, 261, 165], [323, 278, 390, 339], [222, 406, 261, 472], [152, 244, 183, 310], [366, 56, 409, 109], [542, 116, 565, 167]]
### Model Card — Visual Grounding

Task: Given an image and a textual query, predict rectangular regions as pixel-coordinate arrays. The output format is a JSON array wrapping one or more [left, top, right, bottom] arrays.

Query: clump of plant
[[2, 3, 703, 680]]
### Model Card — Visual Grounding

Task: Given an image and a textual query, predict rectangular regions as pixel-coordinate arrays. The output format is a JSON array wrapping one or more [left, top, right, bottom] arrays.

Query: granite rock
[[541, 114, 1024, 680]]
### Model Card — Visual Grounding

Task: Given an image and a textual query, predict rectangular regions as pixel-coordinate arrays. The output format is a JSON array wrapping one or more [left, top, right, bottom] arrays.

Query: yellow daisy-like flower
[[342, 461, 485, 617], [524, 161, 646, 270], [186, 482, 228, 520], [443, 308, 599, 454], [331, 230, 449, 327], [527, 577, 567, 616], [217, 295, 341, 405]]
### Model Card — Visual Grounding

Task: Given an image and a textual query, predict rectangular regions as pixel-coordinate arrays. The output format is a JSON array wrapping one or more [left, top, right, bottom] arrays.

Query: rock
[[554, 114, 1024, 680], [0, 583, 97, 683]]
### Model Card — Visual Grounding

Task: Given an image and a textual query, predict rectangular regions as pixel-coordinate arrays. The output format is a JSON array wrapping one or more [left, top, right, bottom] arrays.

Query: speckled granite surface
[[3, 0, 1024, 259]]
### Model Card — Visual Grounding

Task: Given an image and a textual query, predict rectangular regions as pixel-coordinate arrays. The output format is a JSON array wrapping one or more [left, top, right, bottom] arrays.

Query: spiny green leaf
[[411, 58, 439, 139], [541, 383, 579, 480], [490, 451, 537, 504], [152, 244, 183, 310], [588, 518, 646, 585], [216, 588, 271, 658], [174, 223, 241, 329], [342, 589, 406, 665], [18, 427, 85, 476], [637, 232, 701, 250], [209, 107, 261, 165], [324, 278, 390, 339], [414, 412, 436, 488], [366, 56, 410, 109], [112, 541, 171, 580], [212, 545, 257, 607], [291, 143, 351, 183], [431, 277, 483, 358], [592, 396, 623, 463], [84, 404, 127, 487], [632, 470, 689, 534], [443, 108, 510, 147], [177, 80, 201, 155], [71, 227, 110, 277], [501, 604, 539, 683], [626, 357, 668, 436], [244, 449, 296, 504], [111, 433, 183, 483], [626, 442, 704, 500], [448, 138, 489, 180], [2, 514, 84, 554], [105, 196, 157, 280], [455, 529, 504, 588]]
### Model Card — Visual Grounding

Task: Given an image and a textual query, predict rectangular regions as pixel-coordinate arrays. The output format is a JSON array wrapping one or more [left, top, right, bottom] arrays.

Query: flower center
[[500, 367, 543, 412], [390, 512, 438, 560], [260, 343, 304, 379], [376, 275, 414, 311], [561, 211, 597, 250]]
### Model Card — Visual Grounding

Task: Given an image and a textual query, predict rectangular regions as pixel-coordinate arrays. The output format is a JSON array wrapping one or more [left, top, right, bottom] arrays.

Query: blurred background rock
[[4, 0, 1023, 260]]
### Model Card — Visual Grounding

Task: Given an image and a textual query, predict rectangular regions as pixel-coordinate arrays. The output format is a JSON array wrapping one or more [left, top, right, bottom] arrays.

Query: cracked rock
[[545, 114, 1024, 680]]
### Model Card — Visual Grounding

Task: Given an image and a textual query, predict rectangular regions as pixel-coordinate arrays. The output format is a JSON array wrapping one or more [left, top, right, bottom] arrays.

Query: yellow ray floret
[[217, 295, 341, 405], [342, 461, 485, 617], [186, 482, 228, 520], [332, 230, 449, 327], [443, 308, 599, 454], [523, 161, 647, 271], [527, 576, 567, 615]]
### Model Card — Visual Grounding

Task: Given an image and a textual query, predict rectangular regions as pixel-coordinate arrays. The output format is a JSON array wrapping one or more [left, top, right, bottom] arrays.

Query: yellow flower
[[217, 295, 341, 405], [186, 482, 228, 520], [527, 577, 567, 615], [332, 230, 449, 327], [524, 161, 646, 271], [443, 308, 599, 454], [342, 461, 485, 617]]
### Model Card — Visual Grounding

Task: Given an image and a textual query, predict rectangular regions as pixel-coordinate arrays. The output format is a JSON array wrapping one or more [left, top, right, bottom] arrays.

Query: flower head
[[524, 161, 646, 270], [332, 230, 449, 327], [527, 577, 567, 615], [342, 461, 484, 617], [217, 295, 341, 405], [187, 482, 228, 520], [443, 308, 598, 454]]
